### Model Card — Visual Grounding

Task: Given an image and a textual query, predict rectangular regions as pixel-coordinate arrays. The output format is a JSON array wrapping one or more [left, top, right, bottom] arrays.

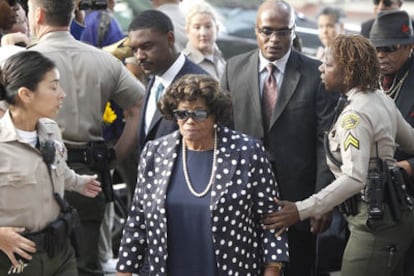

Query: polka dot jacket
[[117, 126, 289, 275]]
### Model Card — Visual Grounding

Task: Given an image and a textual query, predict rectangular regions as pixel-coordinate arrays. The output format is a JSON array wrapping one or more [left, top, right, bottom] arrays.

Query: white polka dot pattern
[[116, 126, 289, 274]]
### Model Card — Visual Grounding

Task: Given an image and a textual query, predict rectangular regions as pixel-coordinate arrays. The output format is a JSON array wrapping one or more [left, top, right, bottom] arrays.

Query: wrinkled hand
[[396, 160, 413, 177], [0, 227, 36, 267], [262, 198, 300, 236], [80, 175, 101, 198], [310, 211, 332, 234]]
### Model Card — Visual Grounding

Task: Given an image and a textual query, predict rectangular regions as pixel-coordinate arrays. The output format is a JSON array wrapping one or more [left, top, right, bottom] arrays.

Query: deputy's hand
[[80, 174, 101, 198], [0, 227, 36, 267], [262, 198, 300, 236], [310, 211, 332, 233], [116, 272, 132, 276]]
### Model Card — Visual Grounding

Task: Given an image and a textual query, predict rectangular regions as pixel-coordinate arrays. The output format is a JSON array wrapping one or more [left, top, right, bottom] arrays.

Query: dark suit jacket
[[137, 57, 207, 151], [221, 49, 335, 211], [360, 18, 374, 38], [394, 57, 414, 167], [118, 126, 289, 275]]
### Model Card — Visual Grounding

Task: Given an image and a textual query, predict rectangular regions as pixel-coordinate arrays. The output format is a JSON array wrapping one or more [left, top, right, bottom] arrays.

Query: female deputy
[[262, 34, 414, 275], [116, 74, 289, 276], [182, 2, 226, 80], [0, 51, 101, 275]]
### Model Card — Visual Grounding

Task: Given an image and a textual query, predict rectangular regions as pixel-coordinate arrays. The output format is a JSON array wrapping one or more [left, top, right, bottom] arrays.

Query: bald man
[[221, 1, 336, 275]]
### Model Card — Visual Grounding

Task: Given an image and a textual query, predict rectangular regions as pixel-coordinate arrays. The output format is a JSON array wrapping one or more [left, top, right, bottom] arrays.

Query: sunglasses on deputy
[[173, 109, 210, 121]]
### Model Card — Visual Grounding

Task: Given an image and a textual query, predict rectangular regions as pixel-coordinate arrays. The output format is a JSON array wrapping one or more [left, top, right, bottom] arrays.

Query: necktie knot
[[155, 82, 165, 102], [266, 63, 275, 74]]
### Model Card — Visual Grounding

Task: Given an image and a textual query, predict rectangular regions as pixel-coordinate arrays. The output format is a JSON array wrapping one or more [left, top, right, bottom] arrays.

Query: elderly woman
[[116, 74, 289, 276], [182, 2, 226, 80], [0, 51, 101, 275], [263, 34, 414, 275]]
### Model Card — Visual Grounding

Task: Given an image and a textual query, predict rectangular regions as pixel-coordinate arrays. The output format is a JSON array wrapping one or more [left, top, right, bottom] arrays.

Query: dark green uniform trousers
[[0, 240, 77, 276], [65, 164, 106, 276], [342, 201, 414, 276]]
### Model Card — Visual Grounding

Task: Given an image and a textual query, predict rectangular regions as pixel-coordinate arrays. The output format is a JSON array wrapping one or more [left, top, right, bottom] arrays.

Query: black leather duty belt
[[24, 231, 48, 252], [67, 148, 88, 164]]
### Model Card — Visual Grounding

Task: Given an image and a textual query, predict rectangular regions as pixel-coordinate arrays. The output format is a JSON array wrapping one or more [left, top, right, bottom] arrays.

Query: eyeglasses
[[376, 45, 399, 53], [173, 109, 210, 121], [257, 27, 293, 38]]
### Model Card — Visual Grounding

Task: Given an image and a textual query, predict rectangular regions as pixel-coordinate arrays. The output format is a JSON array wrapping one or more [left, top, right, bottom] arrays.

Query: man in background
[[369, 10, 414, 276], [150, 0, 187, 51], [361, 0, 406, 38], [221, 1, 335, 275]]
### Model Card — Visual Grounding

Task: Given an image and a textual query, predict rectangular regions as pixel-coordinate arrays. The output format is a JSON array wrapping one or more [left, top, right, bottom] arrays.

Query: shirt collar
[[258, 48, 291, 74], [157, 52, 186, 88]]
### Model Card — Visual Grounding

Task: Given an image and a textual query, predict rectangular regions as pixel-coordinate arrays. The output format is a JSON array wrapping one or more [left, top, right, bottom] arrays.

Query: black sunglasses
[[373, 0, 394, 7], [173, 109, 210, 121], [257, 27, 293, 38], [376, 45, 399, 53]]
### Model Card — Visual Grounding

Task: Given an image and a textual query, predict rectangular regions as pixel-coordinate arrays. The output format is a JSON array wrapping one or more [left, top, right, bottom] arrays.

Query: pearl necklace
[[182, 130, 217, 198]]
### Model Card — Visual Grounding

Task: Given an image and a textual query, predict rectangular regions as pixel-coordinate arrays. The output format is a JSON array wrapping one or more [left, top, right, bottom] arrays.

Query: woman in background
[[183, 2, 225, 80]]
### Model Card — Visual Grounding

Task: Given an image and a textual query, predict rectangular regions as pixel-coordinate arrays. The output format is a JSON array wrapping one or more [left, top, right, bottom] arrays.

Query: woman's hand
[[116, 272, 132, 276], [396, 160, 413, 177], [264, 265, 281, 276], [0, 227, 36, 267], [79, 175, 101, 198], [262, 198, 300, 236]]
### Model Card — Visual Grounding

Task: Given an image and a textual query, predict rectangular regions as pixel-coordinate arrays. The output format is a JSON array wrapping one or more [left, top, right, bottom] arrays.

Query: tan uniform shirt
[[31, 31, 144, 146], [0, 112, 90, 232], [182, 42, 225, 80], [297, 88, 414, 220]]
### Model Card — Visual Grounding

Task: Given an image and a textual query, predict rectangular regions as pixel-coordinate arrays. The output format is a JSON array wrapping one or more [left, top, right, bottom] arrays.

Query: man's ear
[[35, 5, 45, 25], [167, 30, 175, 48]]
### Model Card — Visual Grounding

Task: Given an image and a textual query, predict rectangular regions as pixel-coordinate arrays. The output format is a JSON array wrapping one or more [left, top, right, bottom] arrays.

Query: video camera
[[78, 0, 107, 10]]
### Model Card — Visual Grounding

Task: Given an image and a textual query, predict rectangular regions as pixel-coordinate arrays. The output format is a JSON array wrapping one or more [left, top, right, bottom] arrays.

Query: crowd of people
[[1, 0, 414, 276]]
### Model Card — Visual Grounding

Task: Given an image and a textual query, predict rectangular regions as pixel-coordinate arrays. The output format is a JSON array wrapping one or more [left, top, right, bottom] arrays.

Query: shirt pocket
[[0, 173, 38, 210]]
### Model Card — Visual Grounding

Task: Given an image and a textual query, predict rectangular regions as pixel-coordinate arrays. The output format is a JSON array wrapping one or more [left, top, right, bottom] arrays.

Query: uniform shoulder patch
[[344, 133, 360, 151], [341, 113, 360, 130]]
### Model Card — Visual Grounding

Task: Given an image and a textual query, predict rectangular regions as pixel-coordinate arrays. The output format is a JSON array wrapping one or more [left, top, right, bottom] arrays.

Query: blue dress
[[166, 148, 218, 276]]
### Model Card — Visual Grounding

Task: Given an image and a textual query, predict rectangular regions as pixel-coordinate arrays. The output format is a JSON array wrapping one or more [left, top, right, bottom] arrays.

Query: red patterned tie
[[262, 63, 277, 128], [381, 75, 394, 91]]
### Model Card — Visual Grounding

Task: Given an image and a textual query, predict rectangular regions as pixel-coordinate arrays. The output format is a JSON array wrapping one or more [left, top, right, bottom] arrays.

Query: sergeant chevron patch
[[344, 133, 359, 150]]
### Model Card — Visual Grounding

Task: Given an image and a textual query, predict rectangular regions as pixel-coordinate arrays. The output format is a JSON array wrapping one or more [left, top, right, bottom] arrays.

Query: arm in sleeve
[[250, 141, 289, 264], [116, 144, 150, 273], [297, 110, 372, 220]]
